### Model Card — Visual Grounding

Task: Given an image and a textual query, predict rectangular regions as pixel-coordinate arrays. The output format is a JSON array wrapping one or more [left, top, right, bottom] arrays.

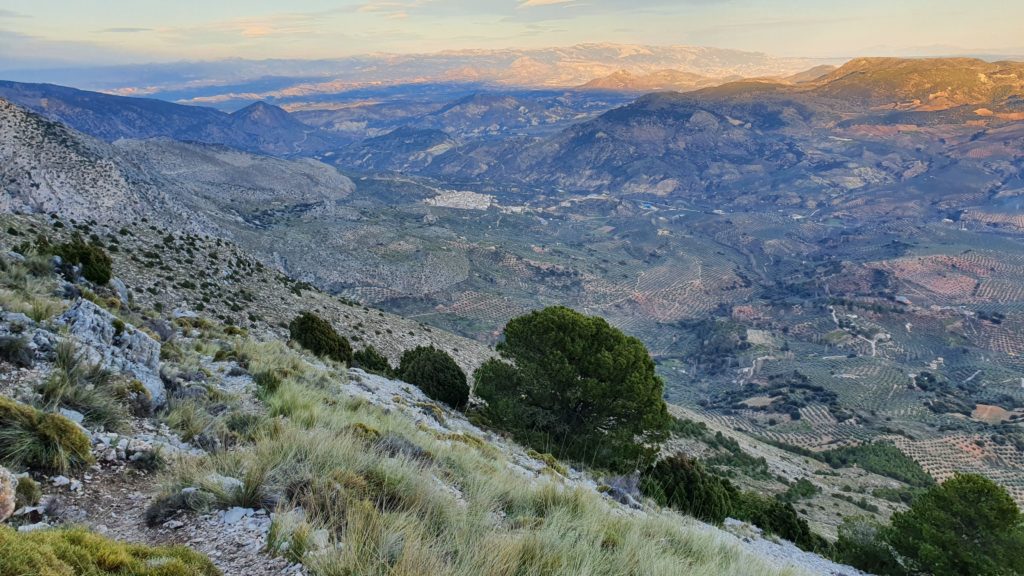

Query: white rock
[[59, 408, 85, 424], [222, 507, 255, 525], [55, 300, 165, 408], [0, 467, 16, 522], [50, 475, 71, 487], [18, 522, 51, 532]]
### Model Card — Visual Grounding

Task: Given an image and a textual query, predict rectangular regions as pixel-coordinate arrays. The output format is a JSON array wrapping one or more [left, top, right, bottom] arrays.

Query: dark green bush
[[474, 306, 670, 472], [0, 336, 32, 369], [885, 473, 1024, 576], [399, 346, 468, 410], [732, 491, 827, 553], [641, 454, 737, 523], [288, 312, 352, 364], [779, 478, 820, 503], [353, 345, 393, 376], [52, 234, 113, 285], [833, 516, 903, 574]]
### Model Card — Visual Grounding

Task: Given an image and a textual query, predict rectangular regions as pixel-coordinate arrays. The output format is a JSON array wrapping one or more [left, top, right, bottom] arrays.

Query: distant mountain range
[[2, 56, 1023, 203], [0, 80, 342, 156], [1, 44, 830, 109], [330, 57, 1024, 197]]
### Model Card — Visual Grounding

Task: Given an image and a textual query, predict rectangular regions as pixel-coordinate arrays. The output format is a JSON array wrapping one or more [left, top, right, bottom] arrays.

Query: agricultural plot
[[891, 434, 1024, 505]]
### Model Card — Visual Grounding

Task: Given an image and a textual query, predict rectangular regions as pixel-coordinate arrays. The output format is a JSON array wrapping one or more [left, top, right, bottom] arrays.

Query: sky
[[2, 0, 1023, 69]]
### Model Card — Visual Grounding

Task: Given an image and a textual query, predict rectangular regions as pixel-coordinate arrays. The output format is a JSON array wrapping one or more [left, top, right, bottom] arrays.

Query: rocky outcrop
[[0, 466, 15, 522], [55, 299, 165, 408]]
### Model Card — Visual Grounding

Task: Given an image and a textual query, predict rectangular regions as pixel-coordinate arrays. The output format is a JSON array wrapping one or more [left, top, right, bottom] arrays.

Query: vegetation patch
[[398, 346, 468, 410], [288, 312, 352, 364], [0, 395, 94, 474], [0, 524, 219, 575], [819, 442, 934, 488]]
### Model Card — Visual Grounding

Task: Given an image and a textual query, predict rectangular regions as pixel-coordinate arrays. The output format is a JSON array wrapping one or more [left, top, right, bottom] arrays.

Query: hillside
[[0, 212, 865, 575], [808, 57, 1024, 109], [0, 98, 357, 235], [578, 69, 725, 92]]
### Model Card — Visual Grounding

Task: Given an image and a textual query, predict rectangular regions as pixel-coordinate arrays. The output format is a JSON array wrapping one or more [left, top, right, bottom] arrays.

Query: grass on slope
[[0, 525, 219, 576], [151, 337, 808, 576]]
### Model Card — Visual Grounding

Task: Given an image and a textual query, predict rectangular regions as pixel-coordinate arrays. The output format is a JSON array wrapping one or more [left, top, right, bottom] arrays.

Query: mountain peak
[[231, 101, 294, 122]]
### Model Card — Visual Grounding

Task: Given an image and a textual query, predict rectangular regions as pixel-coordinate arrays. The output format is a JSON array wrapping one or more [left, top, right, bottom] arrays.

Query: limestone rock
[[0, 467, 16, 522], [110, 277, 129, 305], [55, 299, 165, 408]]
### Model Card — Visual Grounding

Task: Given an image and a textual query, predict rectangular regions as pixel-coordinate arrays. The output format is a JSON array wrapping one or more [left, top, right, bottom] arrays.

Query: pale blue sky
[[2, 0, 1022, 67]]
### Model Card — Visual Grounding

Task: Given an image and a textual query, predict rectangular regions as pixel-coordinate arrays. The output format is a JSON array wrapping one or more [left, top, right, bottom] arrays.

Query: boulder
[[55, 299, 165, 408], [110, 278, 130, 306], [59, 408, 85, 424], [0, 467, 15, 522]]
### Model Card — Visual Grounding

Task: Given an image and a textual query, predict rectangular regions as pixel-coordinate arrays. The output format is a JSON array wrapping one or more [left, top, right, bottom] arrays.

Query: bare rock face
[[0, 467, 16, 522], [55, 299, 166, 408]]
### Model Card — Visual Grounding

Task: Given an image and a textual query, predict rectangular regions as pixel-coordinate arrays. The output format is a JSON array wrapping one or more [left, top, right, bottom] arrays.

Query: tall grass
[[40, 340, 128, 431], [151, 339, 808, 576]]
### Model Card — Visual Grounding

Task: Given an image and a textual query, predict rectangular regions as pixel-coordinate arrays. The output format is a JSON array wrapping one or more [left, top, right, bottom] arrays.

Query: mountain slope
[[0, 98, 353, 232], [0, 81, 340, 155], [0, 98, 166, 221], [808, 57, 1024, 109]]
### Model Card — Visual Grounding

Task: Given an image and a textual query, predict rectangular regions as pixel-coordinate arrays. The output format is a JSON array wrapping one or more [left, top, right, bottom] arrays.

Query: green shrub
[[641, 454, 737, 523], [474, 306, 670, 472], [52, 234, 113, 285], [398, 346, 468, 410], [0, 395, 94, 473], [288, 312, 352, 364], [833, 516, 902, 575], [15, 476, 42, 508], [0, 336, 32, 369], [0, 524, 219, 575], [732, 491, 827, 553], [779, 478, 820, 503], [353, 345, 393, 376]]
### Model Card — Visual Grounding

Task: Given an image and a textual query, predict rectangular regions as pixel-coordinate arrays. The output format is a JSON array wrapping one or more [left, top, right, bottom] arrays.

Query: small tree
[[353, 345, 393, 376], [288, 312, 352, 364], [399, 346, 468, 410], [475, 306, 670, 472], [886, 473, 1024, 576]]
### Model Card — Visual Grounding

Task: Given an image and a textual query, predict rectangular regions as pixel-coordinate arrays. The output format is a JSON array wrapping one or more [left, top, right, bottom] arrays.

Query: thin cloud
[[519, 0, 576, 7], [100, 27, 153, 34], [0, 9, 28, 18]]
